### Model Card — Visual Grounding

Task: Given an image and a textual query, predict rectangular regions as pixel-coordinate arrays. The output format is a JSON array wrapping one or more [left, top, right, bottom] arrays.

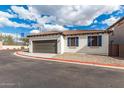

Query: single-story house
[[27, 30, 112, 56], [107, 16, 124, 57]]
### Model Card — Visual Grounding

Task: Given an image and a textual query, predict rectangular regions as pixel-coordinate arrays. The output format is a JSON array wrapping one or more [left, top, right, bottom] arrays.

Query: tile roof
[[62, 30, 109, 35], [28, 31, 62, 37], [27, 30, 112, 37]]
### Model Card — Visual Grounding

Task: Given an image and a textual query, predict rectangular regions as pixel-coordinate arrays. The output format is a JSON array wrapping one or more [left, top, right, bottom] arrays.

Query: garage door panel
[[33, 40, 57, 53]]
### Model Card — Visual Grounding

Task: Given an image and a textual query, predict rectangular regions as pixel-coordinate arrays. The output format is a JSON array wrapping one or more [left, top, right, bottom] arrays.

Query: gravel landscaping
[[54, 53, 124, 66]]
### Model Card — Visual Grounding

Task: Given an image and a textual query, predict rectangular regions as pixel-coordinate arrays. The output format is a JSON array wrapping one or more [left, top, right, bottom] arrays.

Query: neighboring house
[[0, 40, 27, 50], [107, 17, 124, 57], [0, 41, 2, 49], [2, 45, 27, 50], [27, 30, 112, 56]]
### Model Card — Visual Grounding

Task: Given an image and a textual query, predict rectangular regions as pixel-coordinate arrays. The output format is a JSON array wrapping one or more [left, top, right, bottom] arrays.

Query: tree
[[3, 35, 15, 45], [20, 37, 29, 45], [0, 34, 3, 41]]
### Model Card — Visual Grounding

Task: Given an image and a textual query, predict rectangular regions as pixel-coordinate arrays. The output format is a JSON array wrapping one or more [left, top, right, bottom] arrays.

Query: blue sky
[[0, 5, 124, 37]]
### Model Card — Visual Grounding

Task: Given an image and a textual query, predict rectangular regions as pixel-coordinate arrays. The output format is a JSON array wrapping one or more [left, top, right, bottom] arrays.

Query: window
[[111, 32, 114, 36], [88, 36, 102, 47], [67, 37, 79, 47]]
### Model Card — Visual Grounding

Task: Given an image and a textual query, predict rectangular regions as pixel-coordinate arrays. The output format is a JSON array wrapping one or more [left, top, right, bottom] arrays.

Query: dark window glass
[[71, 37, 75, 46], [88, 36, 92, 46], [98, 36, 102, 46], [67, 38, 70, 46], [75, 37, 79, 46], [92, 36, 97, 46]]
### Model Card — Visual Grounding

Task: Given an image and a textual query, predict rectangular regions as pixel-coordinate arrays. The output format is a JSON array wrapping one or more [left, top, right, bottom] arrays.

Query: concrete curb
[[14, 51, 124, 70]]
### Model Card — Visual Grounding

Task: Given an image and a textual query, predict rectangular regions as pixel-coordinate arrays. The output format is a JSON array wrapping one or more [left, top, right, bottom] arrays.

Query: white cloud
[[102, 16, 120, 26], [94, 20, 98, 23], [0, 11, 16, 18], [30, 24, 67, 33], [30, 5, 121, 26], [0, 17, 31, 28], [37, 16, 56, 24], [10, 5, 122, 27], [30, 30, 40, 34], [0, 9, 32, 28], [11, 6, 39, 21], [43, 24, 67, 31], [8, 5, 123, 31], [11, 5, 56, 25]]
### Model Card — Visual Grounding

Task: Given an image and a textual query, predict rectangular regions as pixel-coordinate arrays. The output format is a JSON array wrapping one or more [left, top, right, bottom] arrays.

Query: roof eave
[[27, 32, 62, 37]]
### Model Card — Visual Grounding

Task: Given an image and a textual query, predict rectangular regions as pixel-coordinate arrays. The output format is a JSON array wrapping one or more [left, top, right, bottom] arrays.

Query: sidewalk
[[15, 51, 124, 70]]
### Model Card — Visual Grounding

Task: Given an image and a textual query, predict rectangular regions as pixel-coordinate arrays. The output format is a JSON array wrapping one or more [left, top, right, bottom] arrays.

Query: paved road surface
[[0, 50, 124, 88]]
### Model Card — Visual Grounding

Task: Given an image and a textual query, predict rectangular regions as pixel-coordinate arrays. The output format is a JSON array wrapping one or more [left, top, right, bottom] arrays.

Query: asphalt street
[[0, 50, 124, 88]]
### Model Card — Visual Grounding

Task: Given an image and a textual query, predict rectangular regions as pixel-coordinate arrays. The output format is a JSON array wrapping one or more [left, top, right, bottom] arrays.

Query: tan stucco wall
[[64, 34, 109, 56], [110, 20, 124, 44]]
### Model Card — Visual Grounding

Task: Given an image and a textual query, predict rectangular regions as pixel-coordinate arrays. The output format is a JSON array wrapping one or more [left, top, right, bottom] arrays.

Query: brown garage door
[[33, 40, 57, 53], [119, 45, 124, 57], [109, 44, 119, 57]]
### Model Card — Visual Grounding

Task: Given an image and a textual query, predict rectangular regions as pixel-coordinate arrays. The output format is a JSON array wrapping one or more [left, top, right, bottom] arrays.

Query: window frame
[[88, 35, 102, 47], [67, 37, 79, 47]]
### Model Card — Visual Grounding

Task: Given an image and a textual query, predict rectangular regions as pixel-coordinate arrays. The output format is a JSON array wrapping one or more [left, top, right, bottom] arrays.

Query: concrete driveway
[[0, 50, 124, 88]]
